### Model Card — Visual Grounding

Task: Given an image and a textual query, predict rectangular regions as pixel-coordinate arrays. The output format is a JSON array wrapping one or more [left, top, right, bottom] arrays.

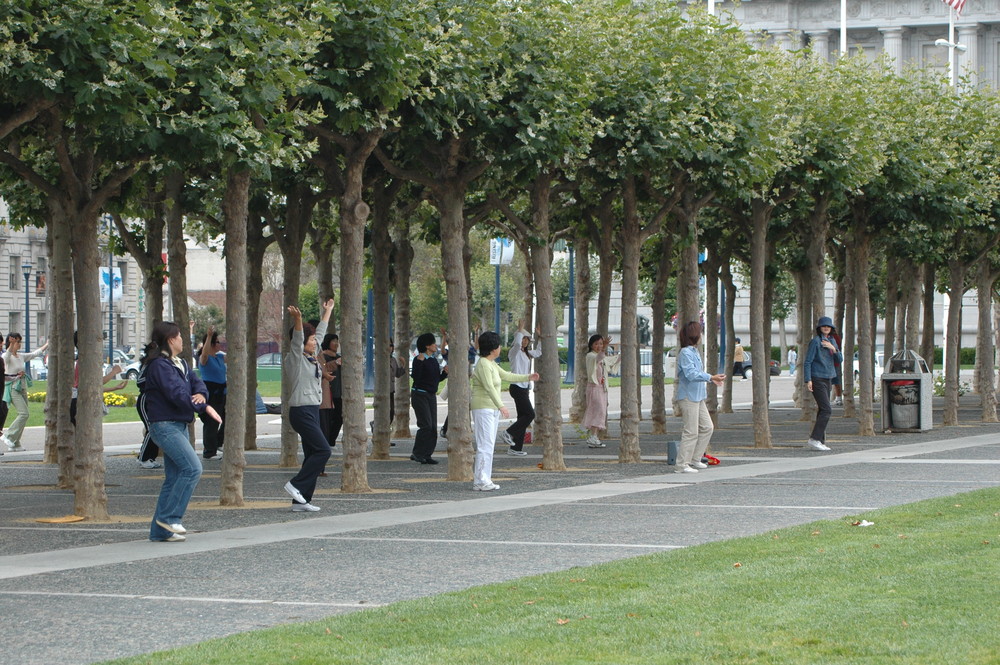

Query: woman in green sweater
[[470, 331, 538, 491]]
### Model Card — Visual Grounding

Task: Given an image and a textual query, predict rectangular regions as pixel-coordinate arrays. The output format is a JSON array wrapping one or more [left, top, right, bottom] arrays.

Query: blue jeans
[[148, 420, 203, 541]]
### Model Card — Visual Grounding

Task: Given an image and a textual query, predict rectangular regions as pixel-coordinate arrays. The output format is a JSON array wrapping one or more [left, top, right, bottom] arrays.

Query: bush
[[932, 348, 976, 365]]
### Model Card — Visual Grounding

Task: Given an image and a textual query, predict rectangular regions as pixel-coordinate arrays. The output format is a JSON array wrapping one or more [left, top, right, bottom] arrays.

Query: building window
[[9, 312, 21, 336], [36, 313, 47, 347], [9, 255, 20, 290]]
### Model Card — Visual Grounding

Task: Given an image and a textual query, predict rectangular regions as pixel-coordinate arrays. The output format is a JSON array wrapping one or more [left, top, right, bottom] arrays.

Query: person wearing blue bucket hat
[[803, 316, 842, 451]]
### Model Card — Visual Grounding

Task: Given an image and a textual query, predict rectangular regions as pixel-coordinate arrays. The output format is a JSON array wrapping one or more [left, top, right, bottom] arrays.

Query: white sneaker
[[506, 448, 528, 456], [163, 534, 186, 543], [806, 439, 831, 451], [499, 430, 514, 447], [291, 502, 321, 512], [587, 439, 606, 448], [473, 482, 500, 491], [139, 460, 163, 469], [690, 461, 708, 470], [284, 481, 307, 504], [675, 465, 698, 474], [155, 520, 186, 535], [835, 398, 843, 406]]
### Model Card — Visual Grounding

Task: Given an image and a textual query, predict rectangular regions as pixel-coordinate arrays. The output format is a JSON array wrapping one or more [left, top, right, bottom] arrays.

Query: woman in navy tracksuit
[[142, 321, 221, 542], [803, 316, 842, 451]]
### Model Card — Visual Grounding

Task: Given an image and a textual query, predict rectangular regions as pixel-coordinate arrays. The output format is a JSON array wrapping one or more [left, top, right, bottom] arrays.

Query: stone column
[[956, 23, 980, 87], [770, 29, 797, 51], [879, 27, 905, 74], [807, 30, 831, 62]]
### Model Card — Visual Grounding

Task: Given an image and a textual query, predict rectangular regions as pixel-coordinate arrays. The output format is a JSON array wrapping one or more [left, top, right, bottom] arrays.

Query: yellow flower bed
[[27, 391, 136, 407]]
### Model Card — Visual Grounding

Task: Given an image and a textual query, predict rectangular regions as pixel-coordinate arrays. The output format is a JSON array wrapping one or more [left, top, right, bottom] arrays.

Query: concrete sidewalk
[[0, 392, 998, 665]]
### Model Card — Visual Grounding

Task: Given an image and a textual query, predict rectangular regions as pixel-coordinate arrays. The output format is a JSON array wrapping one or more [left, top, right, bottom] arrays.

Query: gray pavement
[[1, 380, 998, 665]]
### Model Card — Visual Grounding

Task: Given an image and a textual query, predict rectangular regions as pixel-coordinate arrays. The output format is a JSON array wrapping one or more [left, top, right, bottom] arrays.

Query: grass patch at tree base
[[104, 487, 1000, 665]]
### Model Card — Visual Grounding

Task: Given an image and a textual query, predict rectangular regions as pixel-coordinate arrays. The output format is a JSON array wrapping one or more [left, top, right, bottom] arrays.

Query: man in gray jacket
[[283, 298, 335, 512]]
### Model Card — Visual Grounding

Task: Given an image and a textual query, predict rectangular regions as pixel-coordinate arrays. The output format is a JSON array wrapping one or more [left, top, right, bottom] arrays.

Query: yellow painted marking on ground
[[312, 487, 408, 495]]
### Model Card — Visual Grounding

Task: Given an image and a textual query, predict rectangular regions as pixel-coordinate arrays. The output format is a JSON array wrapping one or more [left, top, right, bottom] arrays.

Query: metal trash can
[[881, 350, 933, 432]]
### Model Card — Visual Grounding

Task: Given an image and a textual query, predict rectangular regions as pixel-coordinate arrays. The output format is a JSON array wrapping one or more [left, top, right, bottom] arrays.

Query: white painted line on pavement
[[0, 589, 377, 608], [320, 536, 681, 550]]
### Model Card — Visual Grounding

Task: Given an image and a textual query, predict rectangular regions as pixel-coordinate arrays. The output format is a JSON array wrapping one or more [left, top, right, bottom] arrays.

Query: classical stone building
[[718, 0, 1000, 86]]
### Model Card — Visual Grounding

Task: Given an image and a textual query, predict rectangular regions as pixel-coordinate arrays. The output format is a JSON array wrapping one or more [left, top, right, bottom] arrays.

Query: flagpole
[[948, 8, 956, 86], [840, 0, 847, 54]]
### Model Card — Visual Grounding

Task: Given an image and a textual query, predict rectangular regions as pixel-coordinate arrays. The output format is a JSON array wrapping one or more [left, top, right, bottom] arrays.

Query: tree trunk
[[48, 206, 75, 486], [526, 175, 566, 470], [721, 263, 736, 414], [243, 211, 272, 452], [852, 224, 875, 436], [69, 205, 110, 519], [370, 179, 398, 459], [650, 231, 673, 434], [392, 216, 414, 439], [704, 254, 720, 427], [596, 213, 614, 336], [884, 254, 898, 358], [569, 238, 591, 424], [943, 258, 965, 427], [273, 184, 314, 467], [974, 262, 998, 422], [921, 263, 936, 370], [219, 169, 250, 506], [339, 138, 379, 493], [437, 186, 473, 481], [749, 201, 772, 447], [842, 247, 857, 418], [904, 265, 921, 353], [618, 177, 644, 462]]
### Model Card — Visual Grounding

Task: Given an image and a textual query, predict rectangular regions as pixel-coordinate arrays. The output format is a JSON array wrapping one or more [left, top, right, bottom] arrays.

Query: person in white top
[[500, 323, 541, 456], [2, 333, 49, 451]]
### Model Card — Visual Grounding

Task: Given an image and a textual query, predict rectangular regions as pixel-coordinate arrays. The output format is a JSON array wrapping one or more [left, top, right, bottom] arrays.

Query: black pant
[[288, 405, 332, 504], [319, 397, 343, 447], [411, 390, 438, 458], [136, 393, 160, 462], [0, 398, 9, 433], [810, 377, 832, 442], [506, 385, 534, 450], [199, 381, 226, 457]]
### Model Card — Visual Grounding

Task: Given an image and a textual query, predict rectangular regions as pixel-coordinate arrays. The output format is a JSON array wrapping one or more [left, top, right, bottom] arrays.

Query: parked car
[[737, 350, 780, 379], [27, 356, 47, 380], [639, 347, 678, 378], [256, 352, 283, 367], [119, 360, 142, 381], [853, 350, 884, 380]]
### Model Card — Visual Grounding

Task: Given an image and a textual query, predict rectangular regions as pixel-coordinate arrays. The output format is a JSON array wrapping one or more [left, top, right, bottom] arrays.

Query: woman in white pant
[[2, 333, 49, 451], [675, 322, 725, 474], [470, 331, 538, 491]]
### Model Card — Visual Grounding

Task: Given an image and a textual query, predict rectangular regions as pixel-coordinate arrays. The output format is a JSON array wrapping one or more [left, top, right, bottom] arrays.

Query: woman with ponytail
[[140, 321, 220, 542]]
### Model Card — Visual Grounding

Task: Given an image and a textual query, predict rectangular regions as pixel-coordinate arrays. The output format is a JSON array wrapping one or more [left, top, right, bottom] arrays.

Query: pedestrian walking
[[282, 299, 336, 512], [674, 322, 726, 474], [319, 333, 342, 448], [803, 316, 842, 451], [788, 347, 797, 376], [1, 333, 49, 451], [141, 321, 221, 542], [502, 324, 541, 456], [733, 338, 746, 380], [410, 332, 447, 464], [197, 326, 226, 460], [582, 334, 620, 447], [470, 331, 538, 491]]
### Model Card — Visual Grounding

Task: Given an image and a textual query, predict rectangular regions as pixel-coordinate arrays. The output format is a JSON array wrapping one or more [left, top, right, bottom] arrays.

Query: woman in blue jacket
[[675, 322, 726, 473], [142, 321, 221, 542], [803, 316, 843, 451]]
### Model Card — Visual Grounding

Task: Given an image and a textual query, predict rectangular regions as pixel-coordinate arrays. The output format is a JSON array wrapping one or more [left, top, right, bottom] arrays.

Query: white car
[[119, 360, 142, 381]]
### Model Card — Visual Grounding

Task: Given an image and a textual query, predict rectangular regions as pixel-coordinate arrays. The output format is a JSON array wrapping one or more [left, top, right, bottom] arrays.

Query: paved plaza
[[1, 378, 998, 664]]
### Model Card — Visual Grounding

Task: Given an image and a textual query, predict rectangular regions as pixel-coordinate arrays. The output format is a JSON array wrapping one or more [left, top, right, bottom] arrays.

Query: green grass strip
[[105, 487, 1000, 665]]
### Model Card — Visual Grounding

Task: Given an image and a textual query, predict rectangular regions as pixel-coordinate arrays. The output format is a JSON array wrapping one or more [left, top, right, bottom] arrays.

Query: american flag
[[941, 0, 967, 16]]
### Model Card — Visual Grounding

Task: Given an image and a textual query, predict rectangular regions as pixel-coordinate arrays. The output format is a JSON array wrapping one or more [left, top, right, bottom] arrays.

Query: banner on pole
[[489, 238, 515, 266], [100, 267, 123, 303]]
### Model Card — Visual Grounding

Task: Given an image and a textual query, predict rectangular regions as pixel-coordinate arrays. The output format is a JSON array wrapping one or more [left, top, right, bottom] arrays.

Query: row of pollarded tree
[[2, 0, 997, 519]]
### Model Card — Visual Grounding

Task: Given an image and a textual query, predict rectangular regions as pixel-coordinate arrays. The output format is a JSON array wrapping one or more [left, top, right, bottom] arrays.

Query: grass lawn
[[103, 487, 1000, 665]]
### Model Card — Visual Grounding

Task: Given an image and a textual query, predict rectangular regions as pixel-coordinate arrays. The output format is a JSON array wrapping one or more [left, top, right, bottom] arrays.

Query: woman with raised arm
[[282, 298, 335, 512]]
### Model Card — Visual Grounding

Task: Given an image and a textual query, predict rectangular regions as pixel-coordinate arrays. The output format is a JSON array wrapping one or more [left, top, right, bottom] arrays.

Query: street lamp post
[[22, 262, 32, 378]]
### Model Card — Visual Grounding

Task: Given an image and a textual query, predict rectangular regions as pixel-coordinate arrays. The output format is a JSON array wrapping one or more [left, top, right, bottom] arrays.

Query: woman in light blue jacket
[[675, 322, 725, 474]]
